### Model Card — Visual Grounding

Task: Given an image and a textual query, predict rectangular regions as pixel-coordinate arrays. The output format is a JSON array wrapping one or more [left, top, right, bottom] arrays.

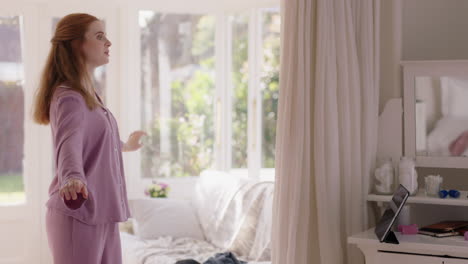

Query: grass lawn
[[0, 173, 26, 204]]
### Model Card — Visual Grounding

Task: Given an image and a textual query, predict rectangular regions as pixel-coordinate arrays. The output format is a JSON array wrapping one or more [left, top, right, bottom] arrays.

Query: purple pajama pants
[[45, 208, 122, 264]]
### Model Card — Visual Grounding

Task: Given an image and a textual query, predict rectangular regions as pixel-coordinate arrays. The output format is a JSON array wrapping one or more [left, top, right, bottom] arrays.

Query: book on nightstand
[[418, 221, 468, 238]]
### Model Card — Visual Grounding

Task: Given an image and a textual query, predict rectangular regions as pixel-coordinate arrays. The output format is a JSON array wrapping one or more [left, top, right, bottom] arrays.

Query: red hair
[[32, 13, 101, 125]]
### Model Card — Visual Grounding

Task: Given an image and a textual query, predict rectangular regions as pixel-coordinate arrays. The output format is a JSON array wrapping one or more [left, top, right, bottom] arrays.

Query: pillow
[[228, 182, 274, 261], [193, 170, 254, 248], [129, 198, 205, 241]]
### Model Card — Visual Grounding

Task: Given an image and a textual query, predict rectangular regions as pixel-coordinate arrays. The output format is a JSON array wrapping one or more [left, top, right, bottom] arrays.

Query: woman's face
[[81, 20, 111, 69]]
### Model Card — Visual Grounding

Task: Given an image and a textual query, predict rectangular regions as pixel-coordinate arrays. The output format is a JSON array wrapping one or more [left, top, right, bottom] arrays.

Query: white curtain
[[272, 0, 380, 263]]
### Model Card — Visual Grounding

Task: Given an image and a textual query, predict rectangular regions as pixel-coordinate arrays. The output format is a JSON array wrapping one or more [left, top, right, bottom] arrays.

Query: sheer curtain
[[272, 0, 380, 263]]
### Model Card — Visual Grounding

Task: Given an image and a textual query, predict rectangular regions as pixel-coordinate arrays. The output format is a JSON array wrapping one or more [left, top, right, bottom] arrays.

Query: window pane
[[140, 11, 216, 178], [261, 9, 280, 169], [230, 14, 249, 169], [0, 16, 25, 205], [52, 17, 107, 101]]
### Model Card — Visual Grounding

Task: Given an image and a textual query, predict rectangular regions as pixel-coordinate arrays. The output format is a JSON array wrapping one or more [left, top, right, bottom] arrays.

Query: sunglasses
[[438, 189, 460, 199]]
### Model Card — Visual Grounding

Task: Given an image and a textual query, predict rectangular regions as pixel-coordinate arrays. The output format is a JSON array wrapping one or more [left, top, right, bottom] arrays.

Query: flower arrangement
[[144, 180, 170, 198]]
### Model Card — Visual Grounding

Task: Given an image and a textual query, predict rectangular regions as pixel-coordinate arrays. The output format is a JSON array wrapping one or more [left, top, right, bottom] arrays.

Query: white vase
[[374, 159, 394, 194], [398, 157, 418, 195]]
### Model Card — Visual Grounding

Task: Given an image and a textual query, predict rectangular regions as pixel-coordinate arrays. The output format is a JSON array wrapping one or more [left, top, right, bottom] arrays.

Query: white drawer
[[377, 251, 468, 264]]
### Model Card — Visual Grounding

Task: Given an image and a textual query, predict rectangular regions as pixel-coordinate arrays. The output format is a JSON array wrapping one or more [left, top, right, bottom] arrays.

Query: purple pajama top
[[45, 85, 131, 225]]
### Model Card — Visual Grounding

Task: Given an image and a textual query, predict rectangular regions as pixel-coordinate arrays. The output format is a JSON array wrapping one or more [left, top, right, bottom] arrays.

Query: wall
[[380, 0, 468, 113], [379, 0, 402, 115], [402, 0, 468, 61]]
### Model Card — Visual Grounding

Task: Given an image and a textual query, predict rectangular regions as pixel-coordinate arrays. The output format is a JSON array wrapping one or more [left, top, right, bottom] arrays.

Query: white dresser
[[349, 228, 468, 264]]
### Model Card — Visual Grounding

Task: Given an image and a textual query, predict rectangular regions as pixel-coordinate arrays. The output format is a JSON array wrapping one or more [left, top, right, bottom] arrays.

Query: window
[[139, 11, 216, 178], [230, 13, 249, 169], [260, 9, 280, 169], [136, 8, 281, 179], [0, 16, 25, 204]]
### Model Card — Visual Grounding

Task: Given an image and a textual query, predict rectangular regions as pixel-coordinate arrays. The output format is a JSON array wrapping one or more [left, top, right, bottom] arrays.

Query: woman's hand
[[123, 130, 148, 152], [59, 178, 88, 200]]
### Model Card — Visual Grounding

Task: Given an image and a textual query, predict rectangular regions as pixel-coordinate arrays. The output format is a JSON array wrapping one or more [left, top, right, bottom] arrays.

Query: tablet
[[374, 184, 410, 244]]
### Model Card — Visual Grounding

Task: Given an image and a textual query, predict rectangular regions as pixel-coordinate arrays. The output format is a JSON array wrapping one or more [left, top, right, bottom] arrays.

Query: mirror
[[415, 76, 468, 157], [403, 60, 468, 168]]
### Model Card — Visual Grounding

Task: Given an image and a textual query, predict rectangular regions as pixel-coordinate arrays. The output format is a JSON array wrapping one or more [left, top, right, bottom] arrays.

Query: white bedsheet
[[120, 232, 270, 264]]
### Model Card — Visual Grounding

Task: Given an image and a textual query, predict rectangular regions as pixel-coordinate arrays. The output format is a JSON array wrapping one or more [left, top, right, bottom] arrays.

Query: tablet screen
[[375, 184, 410, 242]]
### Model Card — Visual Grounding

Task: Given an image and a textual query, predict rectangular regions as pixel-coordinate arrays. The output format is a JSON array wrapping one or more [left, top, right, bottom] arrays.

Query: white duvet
[[120, 232, 270, 264]]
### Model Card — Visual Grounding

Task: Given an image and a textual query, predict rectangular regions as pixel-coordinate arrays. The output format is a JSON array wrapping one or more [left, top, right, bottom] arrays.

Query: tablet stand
[[382, 230, 399, 244]]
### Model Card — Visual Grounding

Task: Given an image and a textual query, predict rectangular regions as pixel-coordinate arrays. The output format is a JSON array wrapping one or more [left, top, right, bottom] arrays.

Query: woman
[[31, 13, 147, 264]]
